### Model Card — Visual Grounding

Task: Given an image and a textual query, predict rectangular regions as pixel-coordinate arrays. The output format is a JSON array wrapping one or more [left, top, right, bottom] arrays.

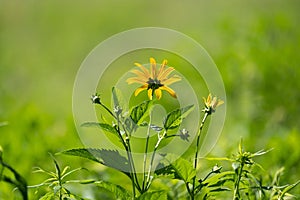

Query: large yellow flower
[[126, 58, 181, 100]]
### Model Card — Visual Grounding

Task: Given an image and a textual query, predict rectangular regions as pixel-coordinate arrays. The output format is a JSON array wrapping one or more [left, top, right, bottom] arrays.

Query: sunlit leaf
[[60, 148, 130, 175], [157, 154, 196, 183], [130, 100, 152, 125], [81, 122, 118, 135], [279, 180, 300, 199], [95, 181, 132, 200], [137, 190, 167, 200], [39, 191, 54, 200], [163, 105, 194, 130]]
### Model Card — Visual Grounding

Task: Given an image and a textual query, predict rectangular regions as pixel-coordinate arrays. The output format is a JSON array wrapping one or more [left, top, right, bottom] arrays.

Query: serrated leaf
[[163, 105, 194, 130], [137, 190, 167, 200], [158, 154, 196, 183], [60, 148, 130, 175], [130, 100, 152, 125], [96, 181, 132, 200], [81, 122, 118, 135]]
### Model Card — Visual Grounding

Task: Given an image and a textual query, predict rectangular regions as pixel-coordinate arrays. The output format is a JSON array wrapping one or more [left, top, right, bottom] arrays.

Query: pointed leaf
[[130, 100, 152, 125], [279, 180, 300, 198], [137, 190, 167, 200], [163, 105, 194, 130], [60, 148, 130, 174], [2, 162, 28, 200], [39, 192, 54, 200], [81, 122, 118, 135], [112, 87, 126, 111], [96, 181, 132, 200], [158, 154, 196, 183]]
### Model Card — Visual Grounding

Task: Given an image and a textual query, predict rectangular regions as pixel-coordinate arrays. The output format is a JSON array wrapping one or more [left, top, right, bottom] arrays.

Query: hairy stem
[[145, 131, 166, 190], [191, 112, 209, 199], [142, 114, 152, 192], [100, 103, 139, 198]]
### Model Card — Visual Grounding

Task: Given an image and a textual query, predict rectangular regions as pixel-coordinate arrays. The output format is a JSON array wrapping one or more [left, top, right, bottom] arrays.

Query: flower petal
[[130, 69, 149, 82], [148, 88, 153, 100], [134, 84, 148, 96], [150, 57, 156, 79], [127, 77, 147, 84], [134, 62, 150, 78], [161, 75, 181, 85], [157, 59, 168, 79], [160, 85, 177, 98], [157, 67, 175, 80], [155, 89, 162, 100]]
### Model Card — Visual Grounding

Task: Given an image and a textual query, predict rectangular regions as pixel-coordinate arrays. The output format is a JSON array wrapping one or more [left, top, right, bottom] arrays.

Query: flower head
[[91, 94, 101, 104], [126, 57, 181, 100], [202, 94, 224, 114]]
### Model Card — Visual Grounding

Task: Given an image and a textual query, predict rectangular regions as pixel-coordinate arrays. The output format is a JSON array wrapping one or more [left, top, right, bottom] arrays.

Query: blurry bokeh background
[[1, 0, 299, 198]]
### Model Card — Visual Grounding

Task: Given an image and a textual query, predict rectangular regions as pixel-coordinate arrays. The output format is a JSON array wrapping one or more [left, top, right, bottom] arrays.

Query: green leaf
[[204, 171, 235, 187], [60, 148, 130, 175], [39, 191, 55, 200], [112, 87, 127, 116], [81, 122, 118, 135], [137, 190, 167, 200], [130, 100, 152, 125], [158, 154, 196, 183], [163, 105, 194, 130], [95, 181, 132, 200], [1, 162, 28, 200], [279, 180, 300, 198]]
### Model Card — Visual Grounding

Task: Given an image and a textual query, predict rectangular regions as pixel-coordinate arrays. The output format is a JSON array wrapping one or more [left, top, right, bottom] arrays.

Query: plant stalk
[[191, 112, 209, 199], [145, 131, 166, 190], [142, 114, 152, 192]]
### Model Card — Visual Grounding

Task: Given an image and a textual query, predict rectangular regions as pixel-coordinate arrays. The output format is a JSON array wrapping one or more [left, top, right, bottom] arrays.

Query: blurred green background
[[1, 0, 299, 198]]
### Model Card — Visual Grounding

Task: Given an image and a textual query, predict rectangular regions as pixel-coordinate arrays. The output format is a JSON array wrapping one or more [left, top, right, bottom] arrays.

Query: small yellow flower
[[202, 94, 224, 114], [126, 57, 181, 100]]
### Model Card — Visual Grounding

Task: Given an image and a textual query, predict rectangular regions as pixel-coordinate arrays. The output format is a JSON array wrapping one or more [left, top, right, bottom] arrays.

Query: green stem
[[100, 103, 139, 198], [233, 162, 244, 200], [191, 112, 209, 199], [142, 114, 152, 192], [145, 131, 166, 190]]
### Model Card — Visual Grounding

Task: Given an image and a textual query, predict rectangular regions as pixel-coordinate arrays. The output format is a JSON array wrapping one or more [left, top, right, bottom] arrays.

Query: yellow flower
[[202, 94, 224, 114], [126, 57, 181, 100]]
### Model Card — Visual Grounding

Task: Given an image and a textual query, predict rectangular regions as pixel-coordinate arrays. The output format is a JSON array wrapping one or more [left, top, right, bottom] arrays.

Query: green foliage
[[112, 87, 126, 112], [61, 148, 130, 174], [157, 154, 196, 183], [81, 122, 118, 135], [163, 105, 194, 130], [31, 155, 86, 200], [130, 100, 152, 126], [137, 190, 167, 200], [0, 146, 28, 200], [96, 181, 132, 200], [1, 2, 300, 197]]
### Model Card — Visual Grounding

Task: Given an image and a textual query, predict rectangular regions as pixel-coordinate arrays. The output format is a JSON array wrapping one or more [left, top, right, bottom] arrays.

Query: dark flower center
[[147, 78, 163, 90]]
